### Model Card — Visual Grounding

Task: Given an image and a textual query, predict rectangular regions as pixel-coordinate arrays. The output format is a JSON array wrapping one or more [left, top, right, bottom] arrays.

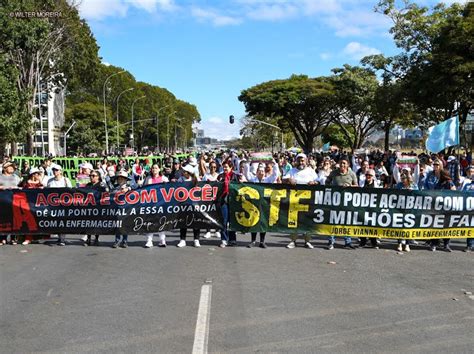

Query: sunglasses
[[90, 174, 99, 177]]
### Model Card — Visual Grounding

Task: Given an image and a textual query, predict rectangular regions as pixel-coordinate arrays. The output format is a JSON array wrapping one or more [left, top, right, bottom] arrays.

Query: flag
[[425, 116, 459, 153], [322, 142, 330, 152]]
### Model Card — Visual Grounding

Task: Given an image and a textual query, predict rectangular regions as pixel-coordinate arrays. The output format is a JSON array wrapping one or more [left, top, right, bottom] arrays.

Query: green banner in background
[[229, 183, 474, 239], [12, 154, 191, 186]]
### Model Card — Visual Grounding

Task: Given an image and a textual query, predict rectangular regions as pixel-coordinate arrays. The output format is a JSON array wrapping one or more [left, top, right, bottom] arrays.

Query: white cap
[[296, 153, 307, 160], [80, 162, 93, 170], [188, 157, 198, 166], [447, 156, 456, 162], [29, 167, 40, 175], [117, 170, 130, 179], [51, 164, 62, 171], [182, 164, 195, 174], [402, 167, 412, 173]]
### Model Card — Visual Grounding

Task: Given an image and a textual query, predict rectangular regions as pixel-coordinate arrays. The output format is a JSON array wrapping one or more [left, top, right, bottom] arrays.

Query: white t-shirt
[[283, 167, 317, 185], [47, 177, 72, 188], [202, 173, 218, 182]]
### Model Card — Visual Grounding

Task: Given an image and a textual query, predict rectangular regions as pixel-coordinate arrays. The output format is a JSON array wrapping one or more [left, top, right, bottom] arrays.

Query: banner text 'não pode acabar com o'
[[229, 183, 474, 239]]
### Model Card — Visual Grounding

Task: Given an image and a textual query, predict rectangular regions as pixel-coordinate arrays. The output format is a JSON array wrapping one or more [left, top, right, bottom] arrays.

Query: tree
[[0, 54, 28, 156], [239, 75, 335, 153], [330, 65, 380, 151], [0, 0, 101, 154], [320, 124, 354, 150], [64, 101, 104, 155], [373, 0, 473, 124]]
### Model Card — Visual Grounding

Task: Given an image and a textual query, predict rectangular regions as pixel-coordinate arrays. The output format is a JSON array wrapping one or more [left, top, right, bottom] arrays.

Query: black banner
[[0, 182, 223, 235]]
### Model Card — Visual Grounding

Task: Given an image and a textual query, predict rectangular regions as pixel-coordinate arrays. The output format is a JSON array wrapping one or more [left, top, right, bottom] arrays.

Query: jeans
[[360, 237, 377, 247], [115, 233, 128, 243], [468, 238, 473, 247], [221, 203, 236, 242], [431, 238, 449, 247], [328, 236, 352, 245]]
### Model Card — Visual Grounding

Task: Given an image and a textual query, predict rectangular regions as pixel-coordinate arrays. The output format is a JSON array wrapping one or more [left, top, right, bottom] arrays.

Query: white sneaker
[[219, 241, 227, 248], [22, 240, 30, 245], [397, 244, 403, 252], [287, 241, 296, 249], [194, 239, 201, 247], [177, 240, 186, 248], [404, 244, 410, 252], [305, 242, 314, 249], [203, 232, 211, 239], [81, 235, 88, 242], [145, 240, 153, 248], [327, 244, 334, 250], [214, 231, 221, 239]]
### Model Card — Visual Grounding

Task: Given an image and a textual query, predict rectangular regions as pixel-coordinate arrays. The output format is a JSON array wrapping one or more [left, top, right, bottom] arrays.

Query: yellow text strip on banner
[[315, 225, 474, 239]]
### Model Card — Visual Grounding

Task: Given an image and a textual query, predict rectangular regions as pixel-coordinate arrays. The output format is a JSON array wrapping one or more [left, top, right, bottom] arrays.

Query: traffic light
[[229, 115, 234, 124]]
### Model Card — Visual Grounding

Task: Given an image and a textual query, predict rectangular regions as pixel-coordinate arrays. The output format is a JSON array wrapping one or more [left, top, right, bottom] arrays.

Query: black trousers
[[180, 229, 200, 240]]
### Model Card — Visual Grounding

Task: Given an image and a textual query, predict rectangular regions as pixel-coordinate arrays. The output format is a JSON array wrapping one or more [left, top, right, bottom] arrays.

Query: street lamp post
[[115, 88, 134, 150], [63, 120, 76, 156], [131, 96, 146, 150], [245, 117, 283, 151], [155, 104, 172, 154], [103, 70, 125, 153]]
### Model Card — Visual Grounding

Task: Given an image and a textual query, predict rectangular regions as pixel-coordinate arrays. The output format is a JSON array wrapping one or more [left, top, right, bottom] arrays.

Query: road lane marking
[[192, 283, 212, 354]]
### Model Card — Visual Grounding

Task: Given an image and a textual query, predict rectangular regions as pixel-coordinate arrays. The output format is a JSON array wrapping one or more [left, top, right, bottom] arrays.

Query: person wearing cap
[[111, 170, 133, 248], [187, 156, 200, 177], [143, 164, 168, 248], [83, 170, 108, 246], [317, 158, 334, 186], [76, 162, 93, 188], [282, 153, 318, 249], [325, 156, 358, 250], [0, 161, 21, 190], [19, 167, 47, 245], [46, 164, 72, 246], [177, 164, 202, 248]]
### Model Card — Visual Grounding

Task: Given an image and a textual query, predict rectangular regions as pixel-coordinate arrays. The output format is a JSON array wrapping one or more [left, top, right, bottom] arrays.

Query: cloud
[[319, 52, 331, 60], [191, 7, 242, 26], [245, 3, 299, 21], [77, 0, 177, 20], [342, 41, 381, 60], [199, 116, 240, 140]]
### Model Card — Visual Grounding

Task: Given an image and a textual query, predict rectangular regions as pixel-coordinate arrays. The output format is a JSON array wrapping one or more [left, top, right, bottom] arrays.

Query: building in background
[[32, 80, 66, 156]]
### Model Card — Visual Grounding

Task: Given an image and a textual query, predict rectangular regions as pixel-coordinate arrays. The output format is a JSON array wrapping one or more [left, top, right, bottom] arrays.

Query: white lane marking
[[192, 283, 212, 354]]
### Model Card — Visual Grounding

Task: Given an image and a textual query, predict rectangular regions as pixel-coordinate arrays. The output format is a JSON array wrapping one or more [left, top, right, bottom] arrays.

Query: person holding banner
[[18, 167, 46, 245], [177, 164, 202, 248], [202, 161, 221, 240], [217, 160, 243, 248], [325, 157, 358, 250], [283, 153, 318, 249], [144, 164, 169, 248], [111, 170, 133, 249], [462, 166, 474, 252], [394, 169, 419, 252], [246, 164, 280, 248], [84, 170, 108, 246], [359, 169, 381, 249], [47, 164, 72, 246]]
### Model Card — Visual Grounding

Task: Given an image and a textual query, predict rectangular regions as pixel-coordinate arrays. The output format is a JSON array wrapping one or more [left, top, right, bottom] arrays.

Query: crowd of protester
[[0, 148, 473, 252]]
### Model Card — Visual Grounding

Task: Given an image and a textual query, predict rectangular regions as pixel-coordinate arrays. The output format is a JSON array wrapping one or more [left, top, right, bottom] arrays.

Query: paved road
[[1, 233, 473, 353]]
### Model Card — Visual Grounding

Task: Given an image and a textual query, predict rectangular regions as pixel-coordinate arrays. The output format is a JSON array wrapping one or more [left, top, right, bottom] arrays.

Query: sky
[[77, 0, 462, 140]]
